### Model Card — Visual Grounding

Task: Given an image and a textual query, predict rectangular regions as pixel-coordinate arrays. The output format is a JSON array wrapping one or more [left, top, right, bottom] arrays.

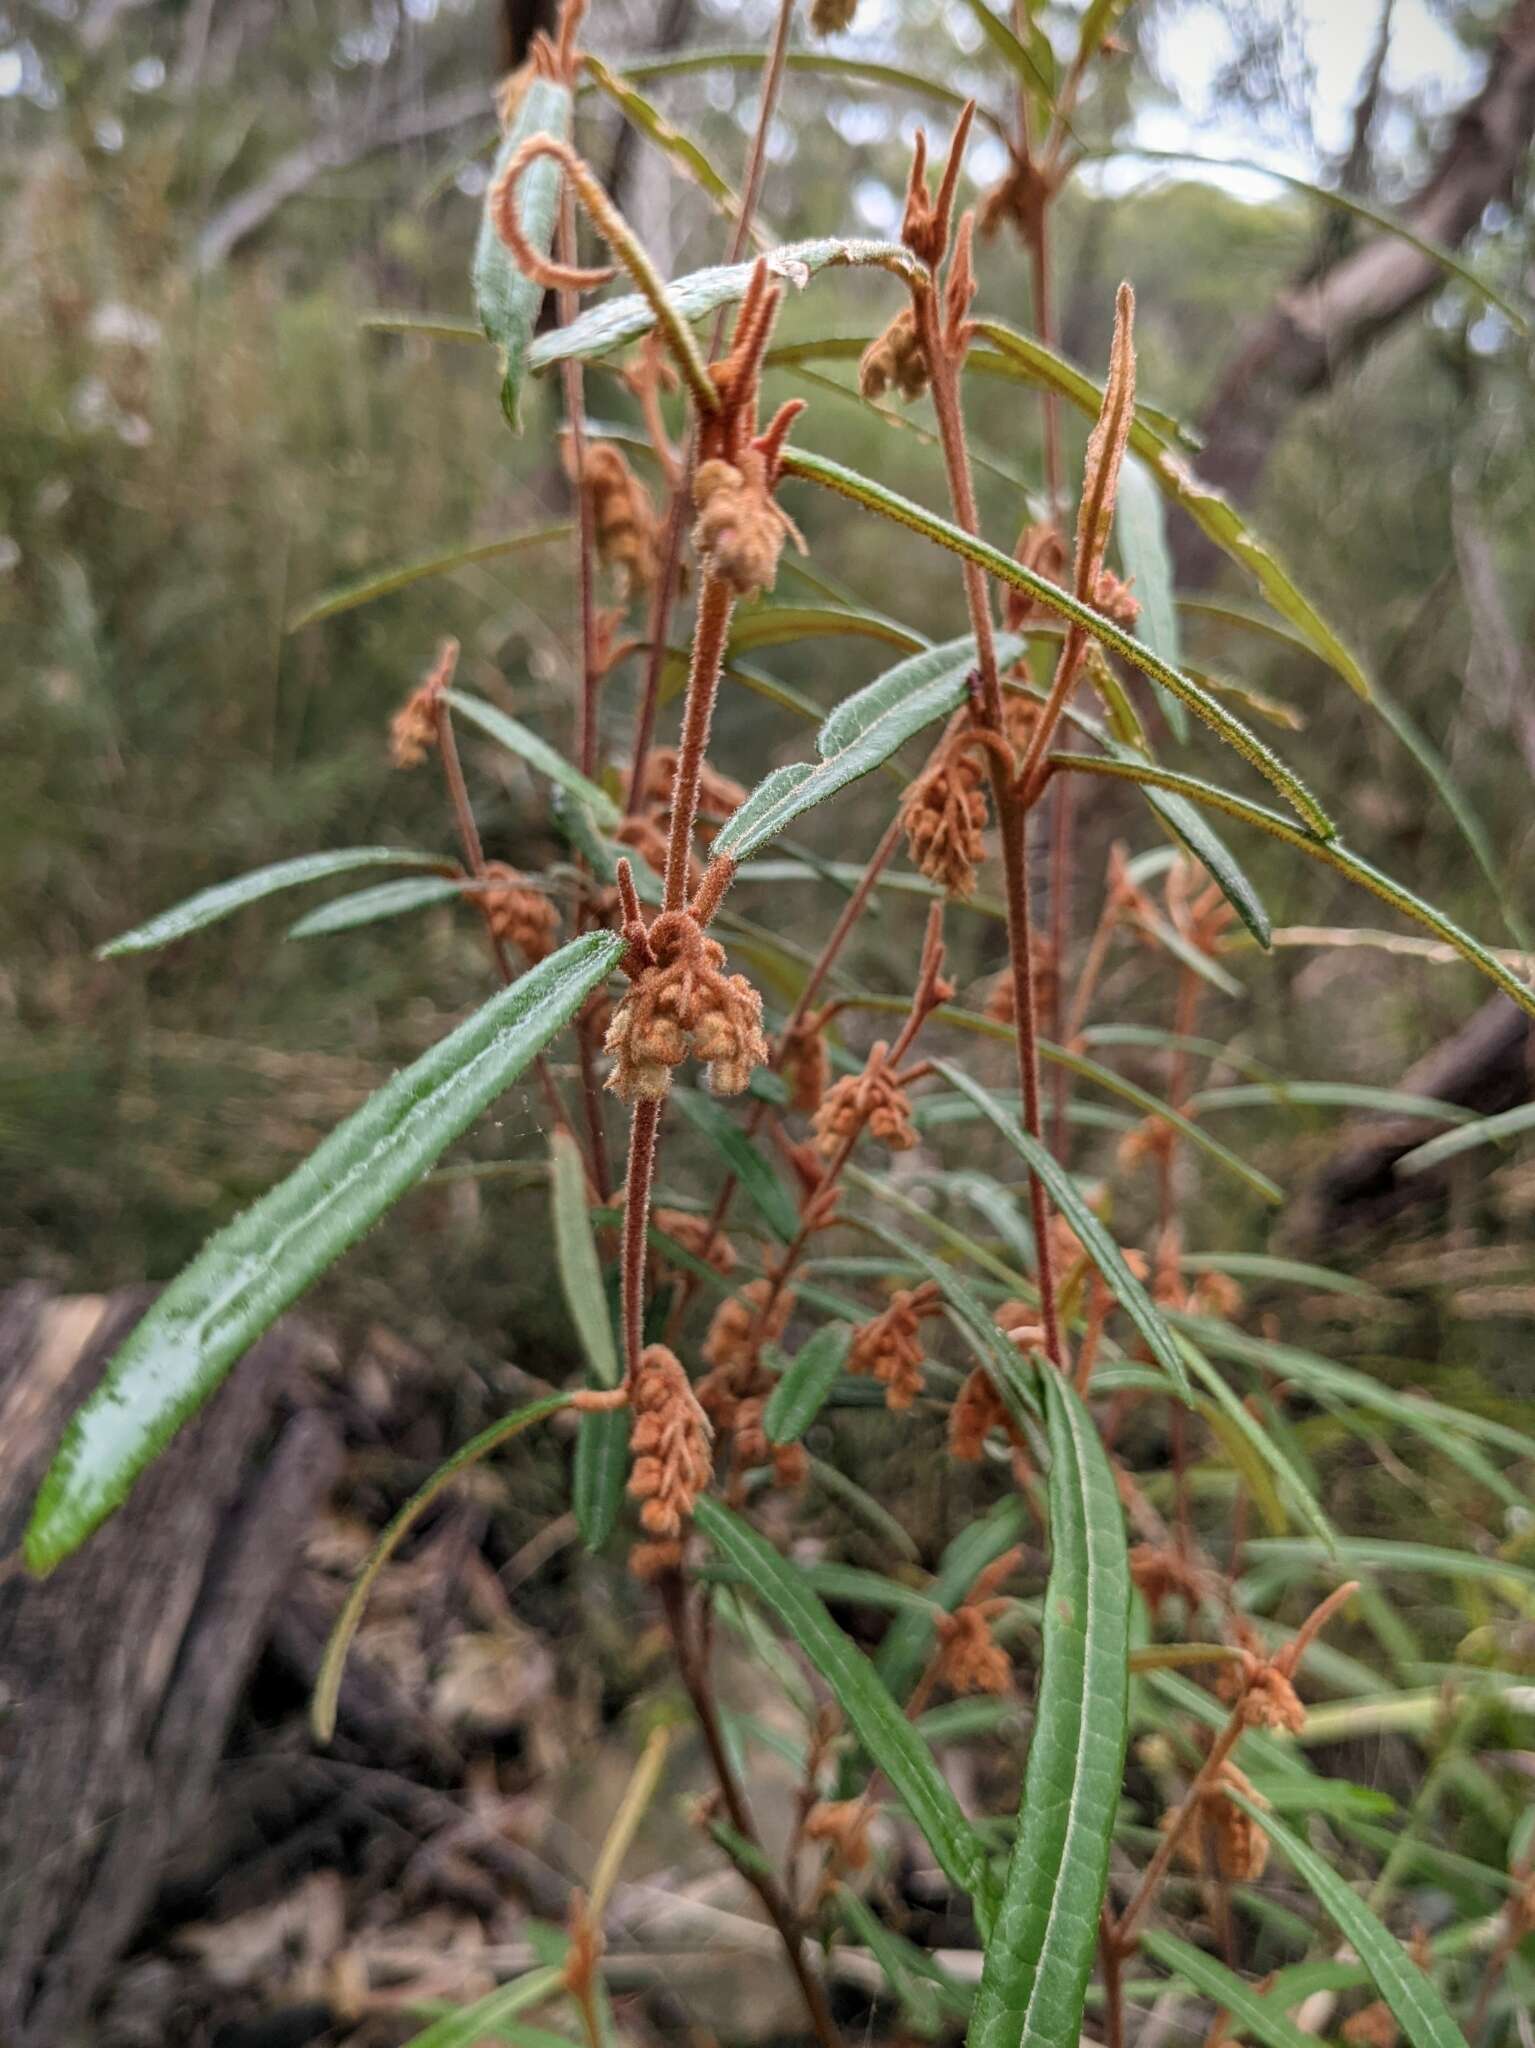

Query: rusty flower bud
[[1219, 1648, 1307, 1734], [936, 1604, 1011, 1696], [811, 1042, 917, 1157], [627, 1343, 713, 1540], [389, 636, 459, 769], [693, 455, 796, 600], [949, 1365, 1014, 1462], [702, 1277, 794, 1381], [1092, 566, 1140, 632], [808, 0, 859, 35], [780, 1010, 831, 1116], [804, 1798, 872, 1872], [603, 910, 769, 1103], [858, 306, 930, 404], [479, 863, 559, 963], [1162, 1761, 1271, 1883], [848, 1281, 943, 1412], [735, 1394, 808, 1492], [900, 742, 989, 898], [1002, 521, 1068, 634], [562, 435, 660, 601]]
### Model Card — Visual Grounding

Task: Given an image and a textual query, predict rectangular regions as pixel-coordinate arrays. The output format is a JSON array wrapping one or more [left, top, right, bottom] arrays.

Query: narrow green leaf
[[1229, 1793, 1471, 2048], [1179, 1252, 1380, 1300], [780, 446, 1335, 837], [1190, 1081, 1474, 1123], [402, 1965, 565, 2048], [933, 1061, 1191, 1397], [838, 1886, 959, 2035], [1177, 1334, 1337, 1553], [1140, 782, 1271, 948], [583, 53, 746, 222], [473, 75, 573, 429], [288, 876, 465, 939], [1116, 452, 1187, 740], [715, 635, 1025, 861], [952, 0, 1054, 103], [1397, 1101, 1535, 1177], [1242, 1537, 1535, 1598], [285, 526, 570, 631], [615, 46, 997, 131], [25, 932, 623, 1574], [969, 322, 1372, 702], [765, 1323, 851, 1444], [669, 1086, 799, 1242], [551, 1127, 623, 1551], [526, 237, 920, 375], [1139, 1929, 1316, 2048], [313, 1395, 572, 1744], [445, 688, 622, 826], [693, 1497, 994, 1917], [967, 1369, 1130, 2048], [729, 601, 926, 658], [1049, 752, 1535, 1020], [99, 848, 445, 958]]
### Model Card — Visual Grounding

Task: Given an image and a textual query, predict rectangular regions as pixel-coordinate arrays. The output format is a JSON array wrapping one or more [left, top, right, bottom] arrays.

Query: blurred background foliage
[[4, 0, 1534, 1424]]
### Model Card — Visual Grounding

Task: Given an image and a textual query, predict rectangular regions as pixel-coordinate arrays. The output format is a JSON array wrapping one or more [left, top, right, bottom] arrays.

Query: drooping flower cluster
[[858, 306, 929, 404], [847, 1280, 943, 1411], [803, 1798, 872, 1872], [1218, 1646, 1307, 1734], [734, 1394, 808, 1493], [626, 1343, 713, 1576], [811, 1042, 917, 1157], [779, 1009, 831, 1116], [389, 636, 458, 770], [949, 1365, 1013, 1462], [899, 724, 1008, 899], [478, 863, 559, 963], [561, 434, 661, 601], [604, 907, 769, 1102], [936, 1604, 1011, 1695], [701, 1278, 795, 1394], [1161, 1760, 1271, 1883]]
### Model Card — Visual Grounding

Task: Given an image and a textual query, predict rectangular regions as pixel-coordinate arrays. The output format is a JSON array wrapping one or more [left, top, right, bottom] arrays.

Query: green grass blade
[[401, 1965, 565, 2048], [1397, 1101, 1535, 1176], [1190, 1081, 1474, 1122], [473, 76, 572, 429], [614, 46, 997, 129], [312, 1394, 572, 1744], [1048, 752, 1535, 1021], [445, 689, 622, 826], [729, 600, 927, 659], [98, 847, 446, 957], [693, 1497, 994, 1917], [583, 53, 745, 223], [779, 446, 1334, 837], [933, 1060, 1191, 1397], [1230, 1793, 1471, 2048], [967, 1369, 1130, 2048], [765, 1323, 851, 1444], [24, 931, 622, 1573], [285, 525, 570, 631]]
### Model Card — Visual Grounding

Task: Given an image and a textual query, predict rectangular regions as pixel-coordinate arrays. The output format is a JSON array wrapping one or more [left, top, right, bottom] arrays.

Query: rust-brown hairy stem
[[663, 572, 735, 912]]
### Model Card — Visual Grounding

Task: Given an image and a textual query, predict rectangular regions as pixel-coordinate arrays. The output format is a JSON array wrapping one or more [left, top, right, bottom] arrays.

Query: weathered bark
[[1173, 0, 1535, 588], [0, 1287, 340, 2048]]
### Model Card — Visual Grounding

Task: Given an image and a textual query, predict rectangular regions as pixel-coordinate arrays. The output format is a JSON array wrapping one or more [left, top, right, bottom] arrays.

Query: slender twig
[[663, 574, 735, 912]]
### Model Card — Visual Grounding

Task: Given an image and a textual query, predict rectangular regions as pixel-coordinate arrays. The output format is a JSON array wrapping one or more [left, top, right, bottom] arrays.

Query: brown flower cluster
[[858, 306, 929, 404], [734, 1394, 808, 1493], [950, 1366, 1013, 1461], [1002, 521, 1068, 634], [691, 261, 806, 600], [478, 863, 559, 963], [983, 934, 1058, 1032], [900, 734, 990, 898], [1342, 2008, 1401, 2048], [978, 147, 1065, 249], [1093, 566, 1141, 632], [803, 1798, 872, 1872], [634, 746, 747, 837], [811, 1042, 917, 1156], [1129, 1542, 1212, 1623], [561, 435, 660, 601], [1218, 1641, 1307, 1734], [1162, 1760, 1271, 1883], [652, 1206, 737, 1277], [936, 1604, 1011, 1695], [701, 1277, 794, 1390], [627, 1344, 713, 1562], [779, 1009, 831, 1116], [604, 908, 768, 1102], [389, 636, 458, 769], [808, 0, 859, 35], [848, 1281, 943, 1411]]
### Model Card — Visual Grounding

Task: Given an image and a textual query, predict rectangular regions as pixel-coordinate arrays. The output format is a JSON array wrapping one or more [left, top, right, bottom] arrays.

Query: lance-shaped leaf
[[1046, 752, 1535, 1020], [288, 876, 467, 939], [1139, 1929, 1317, 2048], [550, 1127, 624, 1550], [1116, 451, 1187, 741], [313, 1393, 573, 1744], [526, 236, 920, 374], [286, 525, 570, 631], [400, 1965, 566, 2048], [966, 1368, 1130, 2048], [24, 931, 623, 1573], [714, 635, 1027, 862], [1228, 1792, 1471, 2048], [779, 446, 1334, 838], [473, 75, 573, 429], [694, 1497, 995, 1919], [1397, 1100, 1535, 1177], [445, 688, 622, 826], [765, 1323, 851, 1445], [99, 847, 447, 957], [615, 46, 998, 131], [934, 1061, 1191, 1397], [670, 1086, 798, 1242], [583, 54, 746, 225]]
